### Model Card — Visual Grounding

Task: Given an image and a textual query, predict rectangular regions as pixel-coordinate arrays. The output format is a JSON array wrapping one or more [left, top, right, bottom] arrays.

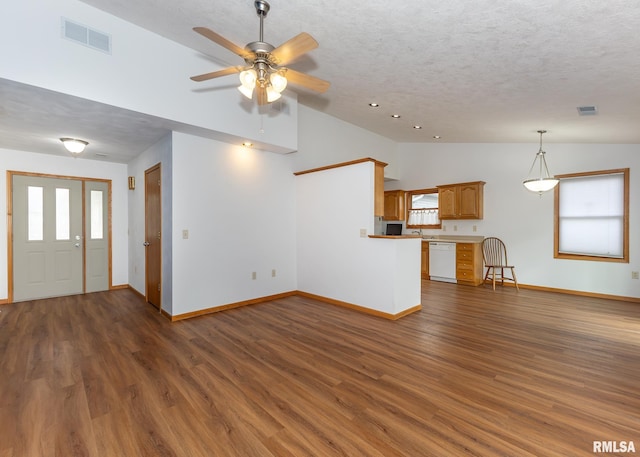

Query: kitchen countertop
[[368, 235, 422, 239], [369, 234, 484, 243], [421, 235, 484, 243]]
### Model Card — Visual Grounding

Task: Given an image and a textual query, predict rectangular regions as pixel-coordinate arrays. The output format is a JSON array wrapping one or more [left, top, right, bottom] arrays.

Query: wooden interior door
[[145, 164, 162, 310]]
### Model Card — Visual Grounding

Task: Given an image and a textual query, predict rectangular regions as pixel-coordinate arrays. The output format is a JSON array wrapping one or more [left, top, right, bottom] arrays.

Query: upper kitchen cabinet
[[437, 181, 485, 219], [383, 190, 405, 220]]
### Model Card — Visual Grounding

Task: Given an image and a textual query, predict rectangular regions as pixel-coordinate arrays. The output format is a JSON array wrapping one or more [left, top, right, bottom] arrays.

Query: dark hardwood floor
[[1, 281, 639, 456]]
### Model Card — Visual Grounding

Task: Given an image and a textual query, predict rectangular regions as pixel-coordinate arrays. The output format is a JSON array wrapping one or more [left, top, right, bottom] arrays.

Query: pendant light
[[523, 130, 558, 194]]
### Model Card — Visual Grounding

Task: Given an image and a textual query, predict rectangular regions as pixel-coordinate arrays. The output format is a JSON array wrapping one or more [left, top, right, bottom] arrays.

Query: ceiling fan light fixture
[[266, 85, 281, 102], [270, 71, 287, 93], [190, 0, 329, 106], [523, 130, 559, 194], [239, 69, 257, 87], [238, 84, 254, 99], [60, 137, 88, 154], [238, 69, 257, 99]]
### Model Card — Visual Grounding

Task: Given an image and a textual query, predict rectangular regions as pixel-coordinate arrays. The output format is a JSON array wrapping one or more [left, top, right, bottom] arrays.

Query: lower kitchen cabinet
[[456, 243, 483, 286], [421, 241, 429, 279]]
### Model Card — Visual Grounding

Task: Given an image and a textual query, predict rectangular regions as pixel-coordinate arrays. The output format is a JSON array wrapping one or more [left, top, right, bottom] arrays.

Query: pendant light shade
[[523, 130, 558, 194]]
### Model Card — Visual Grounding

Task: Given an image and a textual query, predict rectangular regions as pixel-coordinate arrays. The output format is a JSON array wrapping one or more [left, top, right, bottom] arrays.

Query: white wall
[[296, 160, 421, 314], [296, 105, 399, 178], [169, 132, 297, 315], [127, 134, 173, 313], [1, 0, 298, 152], [0, 148, 129, 300], [392, 142, 640, 298]]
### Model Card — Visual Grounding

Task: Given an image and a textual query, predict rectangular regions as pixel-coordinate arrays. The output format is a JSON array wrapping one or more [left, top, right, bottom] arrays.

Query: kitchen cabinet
[[437, 181, 485, 219], [383, 190, 405, 220], [421, 241, 429, 279], [456, 243, 484, 286]]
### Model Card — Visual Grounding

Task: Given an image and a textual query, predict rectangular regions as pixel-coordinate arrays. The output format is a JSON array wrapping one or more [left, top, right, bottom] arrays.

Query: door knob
[[143, 241, 150, 246]]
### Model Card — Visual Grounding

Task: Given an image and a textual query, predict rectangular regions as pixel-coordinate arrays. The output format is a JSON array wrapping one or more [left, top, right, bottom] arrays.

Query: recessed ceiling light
[[413, 125, 422, 129], [433, 135, 441, 139], [369, 103, 379, 107], [391, 114, 401, 118], [242, 142, 253, 147]]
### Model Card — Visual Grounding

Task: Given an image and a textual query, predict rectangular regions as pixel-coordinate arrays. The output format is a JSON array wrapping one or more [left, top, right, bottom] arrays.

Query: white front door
[[85, 181, 109, 293], [12, 175, 83, 301]]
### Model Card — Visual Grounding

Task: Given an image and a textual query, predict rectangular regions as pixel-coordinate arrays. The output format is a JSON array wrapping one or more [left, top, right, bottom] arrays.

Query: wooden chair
[[482, 237, 519, 290]]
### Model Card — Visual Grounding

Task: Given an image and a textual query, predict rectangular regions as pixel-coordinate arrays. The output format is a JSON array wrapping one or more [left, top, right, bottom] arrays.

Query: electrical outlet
[[473, 225, 477, 232], [632, 271, 639, 280], [360, 228, 367, 237], [442, 225, 447, 232], [251, 272, 257, 280], [182, 229, 189, 239], [272, 269, 276, 277], [453, 225, 458, 232]]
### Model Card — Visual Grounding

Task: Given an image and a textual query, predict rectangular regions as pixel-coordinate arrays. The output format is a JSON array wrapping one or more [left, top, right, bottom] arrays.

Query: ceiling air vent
[[61, 17, 111, 54], [577, 105, 597, 116]]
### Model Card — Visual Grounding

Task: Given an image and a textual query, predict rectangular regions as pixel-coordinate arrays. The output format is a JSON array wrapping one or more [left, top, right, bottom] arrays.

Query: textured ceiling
[[3, 0, 640, 162]]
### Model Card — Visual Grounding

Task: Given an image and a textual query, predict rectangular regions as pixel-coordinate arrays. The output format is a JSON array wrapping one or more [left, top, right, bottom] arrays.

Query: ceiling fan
[[190, 0, 330, 105]]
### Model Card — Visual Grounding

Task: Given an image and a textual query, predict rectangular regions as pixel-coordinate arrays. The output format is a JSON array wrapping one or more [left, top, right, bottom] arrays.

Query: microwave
[[386, 223, 402, 235]]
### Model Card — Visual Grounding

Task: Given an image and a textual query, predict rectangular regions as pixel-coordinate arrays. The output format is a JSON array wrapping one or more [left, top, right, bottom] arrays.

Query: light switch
[[182, 229, 189, 239]]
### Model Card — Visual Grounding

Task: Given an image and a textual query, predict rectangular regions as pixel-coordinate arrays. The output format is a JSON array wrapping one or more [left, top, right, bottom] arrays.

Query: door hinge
[[157, 284, 161, 292]]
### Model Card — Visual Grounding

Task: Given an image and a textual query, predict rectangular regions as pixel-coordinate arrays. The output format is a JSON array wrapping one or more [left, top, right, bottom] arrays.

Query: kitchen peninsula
[[295, 158, 421, 320]]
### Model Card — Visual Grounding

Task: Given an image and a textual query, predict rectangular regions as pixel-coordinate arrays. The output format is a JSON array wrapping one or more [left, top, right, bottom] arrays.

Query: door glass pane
[[90, 190, 103, 239], [56, 188, 70, 240], [28, 186, 44, 241]]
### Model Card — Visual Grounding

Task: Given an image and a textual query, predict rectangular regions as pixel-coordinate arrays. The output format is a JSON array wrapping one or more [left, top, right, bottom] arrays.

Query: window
[[406, 188, 441, 229], [56, 187, 70, 240], [27, 186, 44, 241], [90, 190, 104, 239], [554, 168, 629, 262]]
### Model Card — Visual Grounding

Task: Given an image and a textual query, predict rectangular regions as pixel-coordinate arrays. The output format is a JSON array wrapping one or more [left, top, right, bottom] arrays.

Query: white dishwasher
[[429, 242, 457, 283]]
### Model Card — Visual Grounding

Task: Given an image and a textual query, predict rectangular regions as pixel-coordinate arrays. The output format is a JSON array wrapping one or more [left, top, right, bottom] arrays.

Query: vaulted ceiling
[[2, 0, 640, 162]]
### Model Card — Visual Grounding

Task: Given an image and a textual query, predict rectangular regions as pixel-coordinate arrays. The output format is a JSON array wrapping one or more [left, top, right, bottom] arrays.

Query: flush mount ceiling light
[[523, 130, 559, 194], [60, 137, 88, 154], [189, 0, 329, 105], [368, 103, 379, 107], [391, 114, 401, 118]]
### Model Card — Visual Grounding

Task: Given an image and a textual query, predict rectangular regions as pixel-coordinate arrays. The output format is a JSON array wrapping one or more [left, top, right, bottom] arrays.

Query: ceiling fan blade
[[284, 69, 330, 93], [270, 32, 318, 66], [256, 86, 268, 105], [190, 66, 243, 82], [193, 27, 251, 59]]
